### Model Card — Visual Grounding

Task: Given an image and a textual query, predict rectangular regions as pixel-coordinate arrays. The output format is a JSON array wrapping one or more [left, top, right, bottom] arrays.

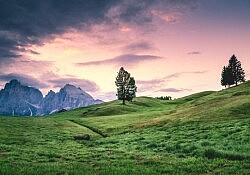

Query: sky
[[0, 0, 250, 101]]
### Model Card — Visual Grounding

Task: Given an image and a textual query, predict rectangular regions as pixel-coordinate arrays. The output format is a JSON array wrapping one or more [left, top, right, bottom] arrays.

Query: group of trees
[[156, 96, 172, 100], [221, 55, 245, 88], [115, 55, 246, 104], [115, 67, 137, 105]]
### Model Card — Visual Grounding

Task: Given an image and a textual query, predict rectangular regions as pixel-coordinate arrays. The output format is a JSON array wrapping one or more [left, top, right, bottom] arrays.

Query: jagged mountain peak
[[61, 84, 82, 93], [47, 90, 56, 96], [0, 79, 43, 116], [9, 79, 20, 85], [0, 80, 103, 116], [59, 84, 93, 99], [4, 79, 21, 89]]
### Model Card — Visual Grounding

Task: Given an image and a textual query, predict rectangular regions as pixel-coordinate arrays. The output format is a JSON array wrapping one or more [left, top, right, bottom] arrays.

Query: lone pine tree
[[115, 67, 137, 105], [221, 54, 245, 87]]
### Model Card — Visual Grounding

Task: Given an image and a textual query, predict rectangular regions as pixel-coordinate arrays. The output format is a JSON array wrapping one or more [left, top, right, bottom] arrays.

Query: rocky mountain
[[0, 79, 43, 116], [38, 84, 102, 115], [0, 80, 103, 116]]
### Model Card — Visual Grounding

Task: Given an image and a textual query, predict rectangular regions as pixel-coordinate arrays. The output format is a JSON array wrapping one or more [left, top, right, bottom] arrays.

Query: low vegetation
[[0, 81, 249, 174]]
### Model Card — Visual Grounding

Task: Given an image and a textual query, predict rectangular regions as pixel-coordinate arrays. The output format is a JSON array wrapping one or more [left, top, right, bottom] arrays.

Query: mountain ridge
[[0, 79, 103, 116]]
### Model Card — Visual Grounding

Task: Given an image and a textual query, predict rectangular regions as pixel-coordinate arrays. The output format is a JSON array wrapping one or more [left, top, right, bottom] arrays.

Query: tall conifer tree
[[228, 55, 245, 86], [115, 67, 137, 104], [221, 55, 245, 87]]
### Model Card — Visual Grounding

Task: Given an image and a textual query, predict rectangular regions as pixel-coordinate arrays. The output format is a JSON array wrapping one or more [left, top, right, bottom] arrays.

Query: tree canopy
[[115, 67, 137, 105], [221, 55, 245, 87]]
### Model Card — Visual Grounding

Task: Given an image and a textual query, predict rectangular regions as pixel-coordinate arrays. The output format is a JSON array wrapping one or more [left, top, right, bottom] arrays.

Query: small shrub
[[73, 134, 90, 141], [204, 148, 247, 161], [182, 145, 197, 154], [147, 143, 158, 148], [204, 148, 219, 159], [201, 141, 210, 147]]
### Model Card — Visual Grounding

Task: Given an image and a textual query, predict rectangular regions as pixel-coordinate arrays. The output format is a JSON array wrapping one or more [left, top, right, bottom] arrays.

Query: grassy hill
[[0, 81, 250, 175]]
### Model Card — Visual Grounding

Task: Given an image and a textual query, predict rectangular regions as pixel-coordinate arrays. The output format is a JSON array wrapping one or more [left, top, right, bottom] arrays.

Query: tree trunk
[[122, 86, 125, 105]]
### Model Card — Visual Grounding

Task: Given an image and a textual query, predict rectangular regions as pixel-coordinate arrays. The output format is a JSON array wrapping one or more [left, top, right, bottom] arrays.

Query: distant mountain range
[[0, 79, 103, 116]]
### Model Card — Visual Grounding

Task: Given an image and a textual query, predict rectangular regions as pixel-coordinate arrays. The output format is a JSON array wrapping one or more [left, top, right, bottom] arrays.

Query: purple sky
[[0, 0, 249, 101]]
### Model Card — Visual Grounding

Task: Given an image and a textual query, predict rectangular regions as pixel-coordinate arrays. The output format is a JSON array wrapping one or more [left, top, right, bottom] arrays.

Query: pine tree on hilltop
[[228, 55, 245, 86], [115, 67, 137, 105], [221, 54, 245, 88], [115, 67, 129, 105]]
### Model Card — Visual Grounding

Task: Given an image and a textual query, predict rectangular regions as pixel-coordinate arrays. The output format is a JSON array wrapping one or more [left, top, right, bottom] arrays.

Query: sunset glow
[[0, 0, 249, 101]]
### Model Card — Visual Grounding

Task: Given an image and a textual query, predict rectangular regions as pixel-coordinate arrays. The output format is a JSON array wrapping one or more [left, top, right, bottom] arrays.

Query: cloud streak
[[151, 10, 182, 24], [164, 71, 208, 79], [157, 88, 191, 93], [136, 70, 207, 92], [187, 51, 201, 55], [76, 54, 161, 67], [122, 41, 155, 53]]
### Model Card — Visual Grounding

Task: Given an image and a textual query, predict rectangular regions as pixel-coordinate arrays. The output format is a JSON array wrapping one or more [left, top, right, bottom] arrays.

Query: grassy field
[[0, 81, 250, 174]]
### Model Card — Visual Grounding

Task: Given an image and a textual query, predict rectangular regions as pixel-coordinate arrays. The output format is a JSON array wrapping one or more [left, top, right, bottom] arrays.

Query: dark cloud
[[0, 0, 198, 65], [122, 41, 155, 52], [48, 78, 99, 92], [76, 54, 161, 67], [106, 1, 152, 25], [0, 32, 22, 65], [107, 0, 198, 25], [0, 73, 49, 89], [187, 51, 201, 55], [157, 88, 191, 93], [0, 0, 117, 64]]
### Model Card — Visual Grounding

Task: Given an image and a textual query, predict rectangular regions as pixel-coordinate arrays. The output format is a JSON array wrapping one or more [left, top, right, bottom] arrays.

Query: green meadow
[[0, 81, 250, 175]]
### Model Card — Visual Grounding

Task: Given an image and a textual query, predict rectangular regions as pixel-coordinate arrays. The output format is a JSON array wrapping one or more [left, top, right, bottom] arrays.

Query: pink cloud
[[151, 10, 182, 24]]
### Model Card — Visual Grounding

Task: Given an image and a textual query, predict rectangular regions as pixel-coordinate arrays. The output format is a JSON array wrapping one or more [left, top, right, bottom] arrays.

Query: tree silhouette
[[221, 66, 234, 88], [156, 96, 172, 100], [115, 67, 137, 105], [228, 55, 245, 86], [221, 55, 245, 87]]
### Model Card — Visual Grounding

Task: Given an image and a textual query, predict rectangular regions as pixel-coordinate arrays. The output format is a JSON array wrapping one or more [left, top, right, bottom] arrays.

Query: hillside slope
[[0, 81, 249, 174]]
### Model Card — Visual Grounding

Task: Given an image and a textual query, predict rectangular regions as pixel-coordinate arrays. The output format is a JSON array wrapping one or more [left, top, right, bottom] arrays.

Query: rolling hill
[[0, 81, 249, 174]]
